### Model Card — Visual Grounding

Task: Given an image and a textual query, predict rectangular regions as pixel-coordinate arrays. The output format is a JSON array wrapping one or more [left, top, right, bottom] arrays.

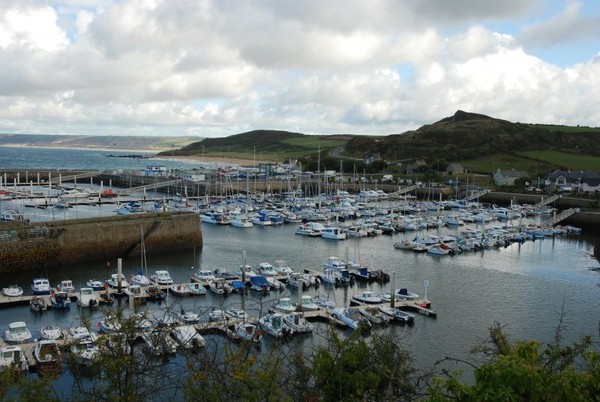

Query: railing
[[543, 208, 579, 227], [533, 194, 561, 209], [463, 189, 490, 201]]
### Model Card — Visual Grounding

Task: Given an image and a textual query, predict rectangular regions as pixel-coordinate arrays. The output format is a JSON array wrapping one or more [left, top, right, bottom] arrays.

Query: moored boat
[[4, 321, 33, 344], [31, 278, 51, 295], [2, 284, 23, 297]]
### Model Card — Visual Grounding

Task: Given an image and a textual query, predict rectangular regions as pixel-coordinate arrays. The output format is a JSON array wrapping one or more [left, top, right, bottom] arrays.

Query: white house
[[493, 169, 528, 186]]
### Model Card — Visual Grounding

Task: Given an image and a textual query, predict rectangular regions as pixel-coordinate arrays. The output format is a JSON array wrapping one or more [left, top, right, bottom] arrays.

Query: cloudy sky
[[1, 0, 599, 138]]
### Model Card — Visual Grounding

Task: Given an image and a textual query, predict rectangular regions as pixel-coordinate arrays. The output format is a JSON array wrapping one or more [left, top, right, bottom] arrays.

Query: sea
[[1, 146, 600, 396]]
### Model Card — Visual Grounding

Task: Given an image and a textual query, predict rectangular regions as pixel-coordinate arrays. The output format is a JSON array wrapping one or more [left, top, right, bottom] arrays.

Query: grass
[[516, 150, 600, 172], [527, 124, 600, 133], [462, 153, 555, 175], [281, 137, 347, 148]]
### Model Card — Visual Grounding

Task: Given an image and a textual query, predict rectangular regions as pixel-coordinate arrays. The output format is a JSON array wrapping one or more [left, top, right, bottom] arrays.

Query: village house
[[493, 169, 529, 186], [546, 170, 600, 192], [446, 163, 464, 176]]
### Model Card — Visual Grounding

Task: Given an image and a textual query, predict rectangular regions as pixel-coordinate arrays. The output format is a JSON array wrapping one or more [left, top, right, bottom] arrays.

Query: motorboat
[[50, 290, 72, 309], [131, 270, 152, 287], [266, 276, 286, 291], [321, 226, 347, 240], [258, 313, 290, 338], [273, 297, 296, 313], [230, 212, 254, 228], [31, 278, 51, 295], [282, 312, 313, 333], [238, 264, 257, 278], [378, 306, 416, 324], [313, 293, 336, 310], [233, 322, 262, 342], [208, 307, 226, 322], [225, 308, 248, 320], [142, 329, 178, 356], [69, 326, 98, 342], [4, 321, 33, 344], [208, 278, 232, 294], [185, 282, 207, 295], [322, 256, 346, 271], [249, 275, 270, 293], [250, 211, 273, 226], [105, 273, 130, 290], [273, 259, 293, 275], [146, 285, 166, 301], [257, 262, 277, 276], [299, 295, 320, 311], [33, 339, 61, 369], [30, 296, 48, 312], [171, 325, 205, 349], [57, 279, 75, 293], [70, 337, 99, 366], [40, 325, 63, 340], [86, 279, 105, 291], [294, 224, 321, 237], [170, 283, 193, 296], [191, 269, 216, 282], [177, 308, 200, 324], [2, 284, 23, 297], [124, 284, 149, 304], [358, 307, 391, 325], [150, 270, 174, 285], [331, 307, 371, 331], [78, 287, 99, 308], [395, 288, 419, 300], [351, 291, 383, 305], [98, 312, 122, 334], [0, 209, 25, 221], [0, 345, 29, 371]]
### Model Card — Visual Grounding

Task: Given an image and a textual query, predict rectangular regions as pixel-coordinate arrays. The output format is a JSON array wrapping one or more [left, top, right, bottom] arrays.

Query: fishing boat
[[299, 295, 320, 311], [124, 284, 149, 304], [257, 262, 277, 277], [170, 283, 193, 296], [177, 307, 200, 324], [208, 307, 226, 322], [146, 285, 166, 301]]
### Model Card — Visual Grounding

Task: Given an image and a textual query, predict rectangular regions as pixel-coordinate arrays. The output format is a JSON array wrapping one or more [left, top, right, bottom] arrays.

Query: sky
[[0, 0, 599, 138]]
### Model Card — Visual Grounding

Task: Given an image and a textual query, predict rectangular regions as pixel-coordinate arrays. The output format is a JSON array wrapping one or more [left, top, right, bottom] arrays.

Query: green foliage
[[310, 329, 416, 401], [0, 367, 60, 402], [427, 323, 600, 402], [516, 150, 600, 172]]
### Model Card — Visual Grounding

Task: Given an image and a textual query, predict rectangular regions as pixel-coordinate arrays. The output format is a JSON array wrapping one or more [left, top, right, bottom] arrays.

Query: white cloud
[[0, 0, 598, 138]]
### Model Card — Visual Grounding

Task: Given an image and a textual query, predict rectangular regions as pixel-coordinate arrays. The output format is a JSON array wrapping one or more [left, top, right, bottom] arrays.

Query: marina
[[1, 154, 599, 389]]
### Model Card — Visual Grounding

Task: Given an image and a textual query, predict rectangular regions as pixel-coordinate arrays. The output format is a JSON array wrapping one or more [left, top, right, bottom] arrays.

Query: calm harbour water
[[1, 147, 600, 395]]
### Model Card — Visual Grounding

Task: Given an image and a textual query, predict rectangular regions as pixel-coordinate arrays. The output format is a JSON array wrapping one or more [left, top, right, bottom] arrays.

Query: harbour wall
[[0, 212, 202, 273]]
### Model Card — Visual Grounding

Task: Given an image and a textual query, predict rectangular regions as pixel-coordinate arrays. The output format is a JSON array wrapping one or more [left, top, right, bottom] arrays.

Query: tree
[[427, 322, 600, 401]]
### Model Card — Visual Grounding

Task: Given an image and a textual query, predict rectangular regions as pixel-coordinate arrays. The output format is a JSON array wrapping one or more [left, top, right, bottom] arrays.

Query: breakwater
[[0, 212, 202, 272]]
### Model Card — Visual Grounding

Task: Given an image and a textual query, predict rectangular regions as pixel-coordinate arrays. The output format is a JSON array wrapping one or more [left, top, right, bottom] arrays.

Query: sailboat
[[131, 226, 151, 287]]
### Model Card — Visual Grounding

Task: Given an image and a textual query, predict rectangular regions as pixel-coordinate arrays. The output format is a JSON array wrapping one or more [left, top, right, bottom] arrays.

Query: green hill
[[163, 111, 600, 173]]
